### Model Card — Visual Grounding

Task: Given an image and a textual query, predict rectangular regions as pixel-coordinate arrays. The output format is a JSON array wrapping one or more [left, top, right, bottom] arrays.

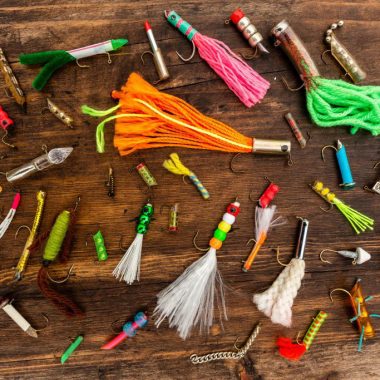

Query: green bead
[[137, 224, 148, 234], [142, 204, 154, 217], [93, 230, 108, 261], [214, 228, 227, 242], [139, 214, 150, 225]]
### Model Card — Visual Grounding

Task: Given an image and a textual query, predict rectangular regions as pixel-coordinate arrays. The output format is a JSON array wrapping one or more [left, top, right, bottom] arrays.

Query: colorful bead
[[93, 230, 108, 261], [314, 181, 323, 191], [218, 221, 231, 233], [227, 202, 241, 216], [209, 237, 222, 249], [321, 187, 330, 196], [136, 203, 153, 235], [214, 229, 227, 241], [222, 213, 235, 225]]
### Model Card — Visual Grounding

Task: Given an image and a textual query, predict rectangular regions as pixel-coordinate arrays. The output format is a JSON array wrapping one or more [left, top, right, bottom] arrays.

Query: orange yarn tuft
[[111, 73, 253, 156]]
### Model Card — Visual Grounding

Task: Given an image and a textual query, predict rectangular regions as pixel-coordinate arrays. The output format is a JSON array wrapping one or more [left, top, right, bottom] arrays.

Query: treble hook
[[193, 230, 209, 252], [319, 249, 341, 264], [47, 264, 75, 284], [230, 153, 247, 174], [321, 145, 337, 161], [329, 288, 353, 303], [281, 77, 305, 92]]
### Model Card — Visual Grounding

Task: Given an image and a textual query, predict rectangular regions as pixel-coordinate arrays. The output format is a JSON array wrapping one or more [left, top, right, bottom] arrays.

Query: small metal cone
[[257, 43, 270, 54], [356, 248, 371, 264], [26, 326, 38, 338]]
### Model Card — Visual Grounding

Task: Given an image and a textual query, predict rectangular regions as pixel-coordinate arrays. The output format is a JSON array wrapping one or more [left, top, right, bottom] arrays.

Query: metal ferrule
[[253, 138, 291, 155], [295, 218, 309, 260], [248, 33, 264, 48], [236, 16, 250, 31], [153, 48, 170, 81], [242, 24, 258, 40]]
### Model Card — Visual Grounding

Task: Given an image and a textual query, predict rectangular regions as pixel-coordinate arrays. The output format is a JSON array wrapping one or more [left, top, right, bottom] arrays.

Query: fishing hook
[[193, 230, 209, 252], [329, 288, 353, 303], [230, 153, 247, 174], [321, 145, 337, 161], [47, 264, 75, 284], [319, 248, 341, 264], [281, 77, 305, 92]]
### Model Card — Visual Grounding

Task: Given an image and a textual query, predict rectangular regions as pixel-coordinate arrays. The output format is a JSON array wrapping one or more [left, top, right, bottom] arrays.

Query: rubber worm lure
[[0, 192, 21, 240], [163, 153, 210, 200], [14, 190, 46, 281], [19, 38, 128, 90], [93, 230, 108, 261], [312, 180, 374, 234], [61, 335, 84, 364], [113, 203, 154, 285], [101, 311, 148, 350], [154, 200, 240, 340], [277, 311, 328, 360]]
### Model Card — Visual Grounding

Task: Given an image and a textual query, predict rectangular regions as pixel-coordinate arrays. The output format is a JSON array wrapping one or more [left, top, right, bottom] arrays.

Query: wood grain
[[0, 1, 379, 379]]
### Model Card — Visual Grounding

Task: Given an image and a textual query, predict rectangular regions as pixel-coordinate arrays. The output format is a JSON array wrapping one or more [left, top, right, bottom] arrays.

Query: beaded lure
[[0, 192, 21, 240], [113, 203, 154, 285], [154, 200, 240, 340]]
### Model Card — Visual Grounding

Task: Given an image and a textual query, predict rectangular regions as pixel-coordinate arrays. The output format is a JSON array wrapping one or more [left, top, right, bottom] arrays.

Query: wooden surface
[[0, 1, 379, 379]]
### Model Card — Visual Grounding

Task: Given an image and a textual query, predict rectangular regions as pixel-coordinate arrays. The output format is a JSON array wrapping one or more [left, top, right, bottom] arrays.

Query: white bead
[[331, 23, 338, 30], [338, 20, 344, 27], [223, 213, 235, 225]]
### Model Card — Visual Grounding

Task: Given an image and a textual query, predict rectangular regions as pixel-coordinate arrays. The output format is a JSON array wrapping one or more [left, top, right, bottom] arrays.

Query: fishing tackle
[[0, 296, 39, 338], [19, 38, 128, 90], [323, 21, 366, 83], [0, 192, 21, 240], [105, 166, 115, 197], [161, 203, 179, 232], [134, 162, 158, 188], [44, 98, 74, 128], [34, 198, 83, 317], [321, 140, 355, 189], [227, 8, 269, 57], [141, 21, 170, 83], [272, 20, 380, 136], [330, 278, 380, 351], [4, 146, 73, 182], [254, 217, 308, 327], [101, 311, 148, 350], [277, 311, 328, 361], [0, 48, 26, 111], [165, 10, 269, 107], [320, 247, 371, 265], [311, 180, 374, 234], [113, 202, 154, 285], [81, 72, 291, 157], [61, 335, 84, 364], [190, 323, 261, 364], [0, 106, 15, 148], [284, 112, 307, 149], [154, 200, 240, 340], [243, 205, 286, 272], [364, 180, 380, 195], [163, 153, 210, 200], [93, 230, 108, 261], [14, 190, 46, 281], [258, 177, 279, 208]]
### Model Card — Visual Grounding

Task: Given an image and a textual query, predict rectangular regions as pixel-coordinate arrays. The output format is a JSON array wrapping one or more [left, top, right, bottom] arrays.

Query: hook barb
[[47, 264, 75, 284]]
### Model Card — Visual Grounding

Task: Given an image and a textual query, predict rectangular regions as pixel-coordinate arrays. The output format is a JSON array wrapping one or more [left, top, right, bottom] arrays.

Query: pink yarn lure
[[166, 10, 270, 107]]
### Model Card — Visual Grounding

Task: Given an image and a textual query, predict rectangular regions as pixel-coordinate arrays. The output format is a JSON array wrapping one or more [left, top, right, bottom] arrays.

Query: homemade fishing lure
[[258, 179, 279, 208], [93, 230, 108, 261], [101, 311, 148, 350], [277, 311, 328, 360], [311, 180, 374, 234], [19, 38, 128, 90], [272, 20, 380, 135], [81, 72, 291, 156], [284, 112, 307, 149], [163, 153, 209, 200], [14, 190, 46, 281], [161, 203, 179, 233], [330, 279, 380, 351], [0, 106, 15, 148], [0, 192, 21, 240], [113, 202, 154, 285], [44, 99, 74, 128], [154, 200, 240, 340], [61, 335, 84, 364], [105, 166, 115, 197], [253, 218, 308, 327], [133, 162, 158, 188], [165, 10, 269, 107], [320, 247, 371, 265]]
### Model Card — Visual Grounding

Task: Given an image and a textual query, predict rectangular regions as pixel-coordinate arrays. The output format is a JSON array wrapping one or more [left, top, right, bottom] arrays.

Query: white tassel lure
[[253, 218, 308, 327], [0, 192, 21, 240], [113, 202, 154, 285], [154, 200, 241, 340]]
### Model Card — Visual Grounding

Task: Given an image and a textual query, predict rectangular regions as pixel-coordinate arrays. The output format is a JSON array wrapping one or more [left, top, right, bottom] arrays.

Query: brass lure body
[[14, 190, 46, 280], [46, 98, 74, 128], [168, 203, 179, 232], [0, 48, 26, 110], [324, 21, 366, 83]]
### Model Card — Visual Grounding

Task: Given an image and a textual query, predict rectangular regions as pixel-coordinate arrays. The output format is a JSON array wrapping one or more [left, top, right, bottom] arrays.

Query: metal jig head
[[320, 247, 371, 265]]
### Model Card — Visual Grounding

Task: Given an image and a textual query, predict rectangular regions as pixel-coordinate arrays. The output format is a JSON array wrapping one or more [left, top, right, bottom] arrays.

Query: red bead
[[230, 8, 245, 24], [226, 202, 240, 216], [259, 183, 279, 208]]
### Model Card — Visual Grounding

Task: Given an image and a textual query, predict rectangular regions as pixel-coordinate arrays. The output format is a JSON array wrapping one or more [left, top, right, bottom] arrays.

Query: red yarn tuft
[[277, 337, 306, 361]]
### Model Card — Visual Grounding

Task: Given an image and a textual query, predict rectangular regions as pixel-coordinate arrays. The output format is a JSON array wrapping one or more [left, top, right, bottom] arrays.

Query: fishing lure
[[243, 205, 285, 271], [330, 278, 380, 351], [101, 311, 148, 350], [228, 8, 269, 56], [323, 20, 366, 83], [113, 202, 154, 285], [320, 247, 371, 265], [164, 10, 269, 107], [284, 112, 307, 149], [93, 230, 108, 261], [4, 146, 73, 182], [272, 20, 380, 135], [365, 180, 380, 195], [105, 166, 115, 197], [134, 162, 158, 188], [321, 140, 355, 189], [254, 218, 308, 327], [0, 192, 21, 240], [258, 178, 279, 208], [277, 311, 328, 361], [161, 203, 179, 232], [45, 98, 74, 128], [0, 106, 15, 148], [81, 72, 291, 156], [154, 200, 240, 340], [0, 48, 26, 111], [61, 335, 84, 364], [19, 38, 128, 90], [14, 190, 46, 281], [141, 21, 170, 83], [311, 180, 374, 234], [163, 153, 209, 200]]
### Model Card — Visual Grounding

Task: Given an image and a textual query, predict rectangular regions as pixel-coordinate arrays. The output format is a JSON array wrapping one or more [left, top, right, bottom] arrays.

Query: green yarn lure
[[19, 38, 128, 91], [272, 20, 380, 136]]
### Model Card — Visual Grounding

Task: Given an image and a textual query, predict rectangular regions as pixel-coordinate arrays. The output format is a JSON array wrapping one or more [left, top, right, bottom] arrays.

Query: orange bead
[[209, 237, 222, 250]]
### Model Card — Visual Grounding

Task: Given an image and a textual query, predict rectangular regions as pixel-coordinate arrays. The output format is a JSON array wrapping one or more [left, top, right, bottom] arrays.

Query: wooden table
[[0, 1, 379, 379]]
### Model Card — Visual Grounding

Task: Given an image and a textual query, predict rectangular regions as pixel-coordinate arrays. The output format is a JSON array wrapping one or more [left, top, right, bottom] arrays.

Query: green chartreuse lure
[[112, 202, 154, 285]]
